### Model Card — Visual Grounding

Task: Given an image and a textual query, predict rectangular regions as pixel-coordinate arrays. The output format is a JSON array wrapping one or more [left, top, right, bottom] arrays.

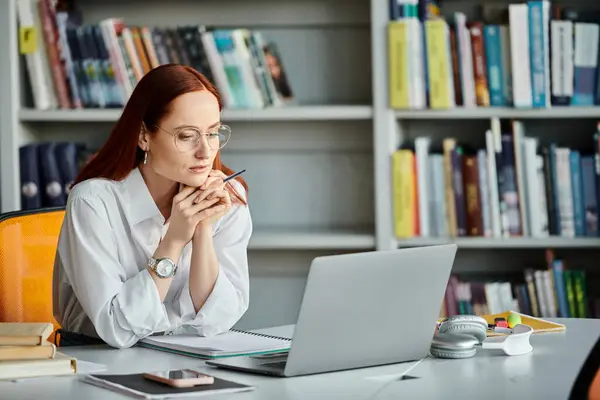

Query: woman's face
[[141, 90, 221, 188]]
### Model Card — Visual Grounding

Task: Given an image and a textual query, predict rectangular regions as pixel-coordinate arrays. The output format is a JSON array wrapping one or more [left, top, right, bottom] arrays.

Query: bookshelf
[[18, 105, 374, 122], [373, 0, 600, 319], [393, 107, 600, 119], [1, 0, 599, 326]]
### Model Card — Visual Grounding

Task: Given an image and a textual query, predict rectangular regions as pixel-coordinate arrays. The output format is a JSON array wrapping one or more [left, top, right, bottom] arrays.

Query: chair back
[[0, 207, 65, 340]]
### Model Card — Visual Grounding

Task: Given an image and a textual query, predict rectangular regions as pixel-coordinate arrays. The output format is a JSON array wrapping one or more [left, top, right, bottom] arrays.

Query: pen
[[224, 169, 246, 183]]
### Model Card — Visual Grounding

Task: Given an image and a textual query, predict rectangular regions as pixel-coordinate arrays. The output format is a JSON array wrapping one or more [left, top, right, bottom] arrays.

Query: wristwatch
[[147, 257, 177, 278]]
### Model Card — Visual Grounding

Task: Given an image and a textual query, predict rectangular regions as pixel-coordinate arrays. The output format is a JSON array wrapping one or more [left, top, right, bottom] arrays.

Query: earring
[[144, 151, 148, 165]]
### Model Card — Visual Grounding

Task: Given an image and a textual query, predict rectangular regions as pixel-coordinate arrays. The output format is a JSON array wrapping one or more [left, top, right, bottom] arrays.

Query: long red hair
[[72, 64, 248, 204]]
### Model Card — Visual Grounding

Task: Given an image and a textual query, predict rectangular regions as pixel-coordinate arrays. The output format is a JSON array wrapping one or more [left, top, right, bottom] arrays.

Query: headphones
[[430, 315, 489, 359]]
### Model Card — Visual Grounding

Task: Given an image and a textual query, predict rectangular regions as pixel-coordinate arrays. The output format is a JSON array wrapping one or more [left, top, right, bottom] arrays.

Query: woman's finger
[[174, 185, 199, 204], [193, 203, 227, 224], [193, 187, 219, 203], [201, 176, 224, 190], [179, 188, 203, 208], [189, 197, 220, 214]]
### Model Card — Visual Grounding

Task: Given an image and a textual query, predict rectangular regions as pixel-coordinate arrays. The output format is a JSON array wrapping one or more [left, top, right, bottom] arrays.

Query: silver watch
[[147, 257, 177, 278]]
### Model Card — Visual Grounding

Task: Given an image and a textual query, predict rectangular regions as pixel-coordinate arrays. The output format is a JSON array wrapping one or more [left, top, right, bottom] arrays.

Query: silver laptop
[[206, 244, 457, 377]]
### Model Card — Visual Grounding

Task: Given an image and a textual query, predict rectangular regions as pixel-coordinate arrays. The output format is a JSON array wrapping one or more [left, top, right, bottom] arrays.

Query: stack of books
[[0, 323, 77, 380]]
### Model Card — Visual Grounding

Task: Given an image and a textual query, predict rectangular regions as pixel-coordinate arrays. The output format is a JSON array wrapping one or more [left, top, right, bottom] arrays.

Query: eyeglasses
[[153, 124, 231, 152]]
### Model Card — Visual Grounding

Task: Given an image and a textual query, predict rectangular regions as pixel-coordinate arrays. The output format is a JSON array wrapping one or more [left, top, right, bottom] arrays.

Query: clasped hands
[[166, 170, 232, 247]]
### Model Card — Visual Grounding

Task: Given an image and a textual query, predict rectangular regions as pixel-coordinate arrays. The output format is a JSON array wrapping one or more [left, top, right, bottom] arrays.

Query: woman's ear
[[138, 123, 150, 151]]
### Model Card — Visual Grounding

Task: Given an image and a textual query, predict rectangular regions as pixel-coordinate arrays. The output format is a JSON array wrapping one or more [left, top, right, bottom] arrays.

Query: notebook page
[[142, 331, 290, 355]]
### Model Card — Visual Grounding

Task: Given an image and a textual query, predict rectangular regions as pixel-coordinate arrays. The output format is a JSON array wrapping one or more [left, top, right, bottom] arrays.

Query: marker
[[223, 169, 246, 183]]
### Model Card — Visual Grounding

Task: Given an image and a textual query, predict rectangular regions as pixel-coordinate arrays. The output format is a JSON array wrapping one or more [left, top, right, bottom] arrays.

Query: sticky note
[[19, 26, 38, 54]]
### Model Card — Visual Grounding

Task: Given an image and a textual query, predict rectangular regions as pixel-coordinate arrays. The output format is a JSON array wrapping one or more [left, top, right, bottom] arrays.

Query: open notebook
[[138, 329, 291, 359]]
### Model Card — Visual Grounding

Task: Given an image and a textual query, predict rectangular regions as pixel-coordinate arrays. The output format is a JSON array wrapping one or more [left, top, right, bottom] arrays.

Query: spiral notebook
[[138, 329, 291, 359]]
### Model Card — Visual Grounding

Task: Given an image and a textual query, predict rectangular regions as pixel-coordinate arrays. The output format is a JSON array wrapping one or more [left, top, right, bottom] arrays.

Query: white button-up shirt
[[52, 167, 252, 349]]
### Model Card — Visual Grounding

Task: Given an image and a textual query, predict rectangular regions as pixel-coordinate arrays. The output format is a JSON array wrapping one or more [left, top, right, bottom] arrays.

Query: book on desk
[[138, 328, 291, 359], [0, 323, 77, 381]]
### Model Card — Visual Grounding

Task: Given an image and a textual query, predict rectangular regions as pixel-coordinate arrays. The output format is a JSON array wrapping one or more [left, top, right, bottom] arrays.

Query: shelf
[[248, 229, 375, 250], [18, 105, 373, 123], [395, 237, 600, 249], [393, 107, 600, 120]]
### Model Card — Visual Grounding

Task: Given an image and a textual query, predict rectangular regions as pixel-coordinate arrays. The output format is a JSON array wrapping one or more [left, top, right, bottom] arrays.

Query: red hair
[[72, 64, 247, 204]]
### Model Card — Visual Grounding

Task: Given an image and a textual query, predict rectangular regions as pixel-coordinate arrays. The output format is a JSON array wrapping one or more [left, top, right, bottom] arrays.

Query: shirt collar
[[122, 167, 163, 225]]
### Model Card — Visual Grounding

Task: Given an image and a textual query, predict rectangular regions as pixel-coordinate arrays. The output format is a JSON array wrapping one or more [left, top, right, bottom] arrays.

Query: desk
[[1, 319, 599, 399]]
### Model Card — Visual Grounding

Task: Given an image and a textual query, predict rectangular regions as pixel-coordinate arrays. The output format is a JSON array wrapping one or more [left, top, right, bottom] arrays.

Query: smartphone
[[143, 369, 215, 388]]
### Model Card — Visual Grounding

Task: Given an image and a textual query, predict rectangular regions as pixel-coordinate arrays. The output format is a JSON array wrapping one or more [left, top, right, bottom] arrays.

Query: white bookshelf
[[394, 107, 600, 120], [2, 0, 600, 253], [18, 105, 374, 122], [1, 0, 600, 327], [396, 237, 600, 249], [249, 229, 375, 250], [369, 0, 600, 282]]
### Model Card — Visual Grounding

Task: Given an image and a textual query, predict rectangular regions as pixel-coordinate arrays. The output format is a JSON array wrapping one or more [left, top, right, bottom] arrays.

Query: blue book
[[528, 1, 550, 108], [570, 151, 585, 236], [484, 25, 505, 106], [552, 260, 570, 318], [581, 156, 598, 236]]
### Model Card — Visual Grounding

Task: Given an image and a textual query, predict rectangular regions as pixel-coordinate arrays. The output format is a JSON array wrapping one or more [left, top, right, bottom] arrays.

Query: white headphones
[[430, 315, 488, 359], [430, 315, 533, 359]]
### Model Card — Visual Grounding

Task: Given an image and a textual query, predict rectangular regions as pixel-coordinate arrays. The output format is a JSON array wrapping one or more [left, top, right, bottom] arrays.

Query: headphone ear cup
[[438, 321, 487, 343], [430, 332, 479, 359], [430, 346, 477, 359]]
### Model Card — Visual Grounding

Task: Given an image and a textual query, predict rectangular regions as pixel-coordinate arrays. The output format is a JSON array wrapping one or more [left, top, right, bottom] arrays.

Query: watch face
[[156, 259, 174, 277]]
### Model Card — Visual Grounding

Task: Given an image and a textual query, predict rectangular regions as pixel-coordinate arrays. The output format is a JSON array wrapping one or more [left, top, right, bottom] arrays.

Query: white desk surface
[[1, 319, 599, 399]]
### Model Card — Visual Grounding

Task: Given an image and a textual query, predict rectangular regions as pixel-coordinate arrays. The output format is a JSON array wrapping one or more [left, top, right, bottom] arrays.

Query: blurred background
[[0, 0, 598, 332]]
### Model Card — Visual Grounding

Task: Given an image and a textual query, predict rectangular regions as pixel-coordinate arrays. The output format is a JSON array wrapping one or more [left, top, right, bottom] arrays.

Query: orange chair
[[0, 207, 65, 343]]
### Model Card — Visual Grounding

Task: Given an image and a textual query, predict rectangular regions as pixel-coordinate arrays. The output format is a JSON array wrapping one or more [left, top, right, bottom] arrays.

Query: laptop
[[206, 244, 457, 377]]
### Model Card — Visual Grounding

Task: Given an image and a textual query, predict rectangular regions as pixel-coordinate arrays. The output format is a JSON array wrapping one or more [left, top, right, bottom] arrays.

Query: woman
[[52, 64, 252, 349]]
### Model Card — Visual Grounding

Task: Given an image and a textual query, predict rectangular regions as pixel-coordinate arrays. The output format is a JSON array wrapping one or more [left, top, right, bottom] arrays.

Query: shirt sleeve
[[57, 195, 171, 349], [177, 194, 253, 336]]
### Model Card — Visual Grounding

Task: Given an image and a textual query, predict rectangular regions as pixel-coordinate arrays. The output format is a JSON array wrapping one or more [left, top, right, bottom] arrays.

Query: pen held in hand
[[223, 169, 246, 183]]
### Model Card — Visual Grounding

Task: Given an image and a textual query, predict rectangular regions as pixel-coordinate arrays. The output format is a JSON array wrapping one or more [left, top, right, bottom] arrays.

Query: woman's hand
[[163, 185, 223, 248], [194, 170, 232, 230]]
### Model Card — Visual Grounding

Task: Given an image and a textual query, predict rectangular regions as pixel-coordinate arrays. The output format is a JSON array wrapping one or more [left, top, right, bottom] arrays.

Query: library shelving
[[374, 0, 600, 319], [1, 0, 599, 325], [18, 105, 374, 122]]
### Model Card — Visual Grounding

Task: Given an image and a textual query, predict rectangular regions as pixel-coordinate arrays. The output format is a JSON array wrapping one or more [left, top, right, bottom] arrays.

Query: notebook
[[82, 372, 254, 399], [138, 329, 291, 359]]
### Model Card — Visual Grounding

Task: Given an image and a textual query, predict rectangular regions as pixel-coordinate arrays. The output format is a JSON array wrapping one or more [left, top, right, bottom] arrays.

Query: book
[[138, 329, 291, 359], [0, 342, 56, 361], [0, 323, 54, 346], [82, 372, 254, 399], [0, 351, 76, 380]]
